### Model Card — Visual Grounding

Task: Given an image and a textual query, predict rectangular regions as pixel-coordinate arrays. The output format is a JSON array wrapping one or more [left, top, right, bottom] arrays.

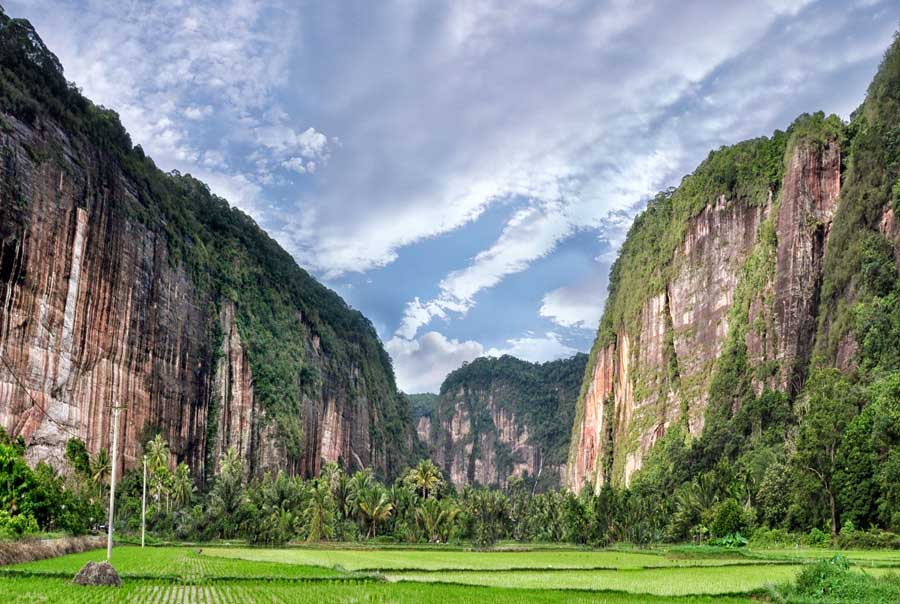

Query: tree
[[416, 497, 444, 542], [146, 434, 171, 506], [171, 463, 195, 510], [208, 447, 245, 538], [406, 459, 444, 500], [347, 469, 375, 526], [357, 486, 394, 538], [464, 487, 509, 547], [90, 448, 110, 497], [65, 439, 91, 477], [146, 434, 170, 471], [793, 369, 861, 539], [306, 480, 335, 542]]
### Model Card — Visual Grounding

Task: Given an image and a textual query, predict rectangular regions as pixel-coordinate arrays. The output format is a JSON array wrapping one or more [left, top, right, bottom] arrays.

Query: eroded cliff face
[[568, 137, 842, 492], [0, 12, 414, 479], [423, 354, 586, 491], [432, 388, 551, 489], [0, 127, 212, 475]]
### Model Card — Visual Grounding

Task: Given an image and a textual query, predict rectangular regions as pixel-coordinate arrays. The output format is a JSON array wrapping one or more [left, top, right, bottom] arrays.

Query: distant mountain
[[418, 354, 587, 492]]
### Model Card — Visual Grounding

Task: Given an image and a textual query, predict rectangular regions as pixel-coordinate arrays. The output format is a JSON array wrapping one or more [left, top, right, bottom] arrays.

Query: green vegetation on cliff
[[0, 7, 413, 477], [569, 33, 900, 545], [427, 354, 587, 491]]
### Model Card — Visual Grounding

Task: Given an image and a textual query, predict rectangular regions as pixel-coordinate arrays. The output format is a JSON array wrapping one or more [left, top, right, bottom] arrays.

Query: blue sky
[[7, 0, 899, 392]]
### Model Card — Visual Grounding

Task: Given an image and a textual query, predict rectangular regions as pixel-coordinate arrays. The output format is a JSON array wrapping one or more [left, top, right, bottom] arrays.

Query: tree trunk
[[829, 489, 838, 540]]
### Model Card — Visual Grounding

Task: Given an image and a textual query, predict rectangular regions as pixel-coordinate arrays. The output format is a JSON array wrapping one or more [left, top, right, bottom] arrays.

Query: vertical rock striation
[[421, 354, 587, 491], [0, 8, 415, 480], [568, 117, 846, 491]]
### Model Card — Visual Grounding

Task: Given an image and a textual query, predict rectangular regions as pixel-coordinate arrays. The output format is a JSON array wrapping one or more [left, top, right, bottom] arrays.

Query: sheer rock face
[[567, 141, 842, 492], [882, 207, 900, 267], [416, 416, 432, 447], [424, 354, 586, 491], [433, 388, 555, 490], [0, 107, 402, 480], [768, 142, 841, 393], [0, 117, 212, 475]]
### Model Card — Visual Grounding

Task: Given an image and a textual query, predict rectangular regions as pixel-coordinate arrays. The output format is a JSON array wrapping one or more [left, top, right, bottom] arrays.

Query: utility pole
[[141, 455, 147, 548], [106, 405, 121, 561]]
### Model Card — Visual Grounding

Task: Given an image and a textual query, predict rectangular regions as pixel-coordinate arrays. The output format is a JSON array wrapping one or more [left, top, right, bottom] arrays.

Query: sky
[[5, 0, 899, 393]]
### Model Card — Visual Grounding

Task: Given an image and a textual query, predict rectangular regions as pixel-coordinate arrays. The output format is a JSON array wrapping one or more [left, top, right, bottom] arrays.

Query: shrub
[[749, 527, 799, 547], [784, 555, 900, 602], [807, 527, 831, 547], [0, 510, 39, 539], [838, 526, 900, 550], [710, 499, 745, 538]]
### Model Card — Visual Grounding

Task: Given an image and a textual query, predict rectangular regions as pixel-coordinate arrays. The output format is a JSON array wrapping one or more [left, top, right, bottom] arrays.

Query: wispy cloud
[[8, 0, 897, 392]]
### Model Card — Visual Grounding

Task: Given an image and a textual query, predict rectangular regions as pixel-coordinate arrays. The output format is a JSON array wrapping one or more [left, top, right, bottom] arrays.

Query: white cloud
[[387, 329, 578, 393], [7, 0, 897, 382], [386, 331, 484, 393], [4, 0, 327, 212], [540, 283, 605, 330], [183, 105, 213, 120], [486, 332, 578, 363], [282, 157, 308, 174]]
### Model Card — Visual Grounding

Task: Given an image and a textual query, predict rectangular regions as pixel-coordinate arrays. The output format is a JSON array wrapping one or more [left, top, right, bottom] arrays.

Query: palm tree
[[357, 487, 394, 539], [146, 434, 170, 473], [416, 496, 458, 542], [209, 447, 245, 539], [347, 469, 375, 523], [90, 448, 110, 496], [306, 480, 335, 542], [408, 459, 444, 500], [172, 462, 195, 509]]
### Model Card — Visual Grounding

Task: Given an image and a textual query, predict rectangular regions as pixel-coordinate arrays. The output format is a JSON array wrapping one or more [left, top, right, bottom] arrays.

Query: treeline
[[3, 415, 898, 548]]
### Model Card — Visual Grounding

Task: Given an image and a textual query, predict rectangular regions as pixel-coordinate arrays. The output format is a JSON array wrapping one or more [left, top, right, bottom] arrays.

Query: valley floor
[[1, 544, 898, 603]]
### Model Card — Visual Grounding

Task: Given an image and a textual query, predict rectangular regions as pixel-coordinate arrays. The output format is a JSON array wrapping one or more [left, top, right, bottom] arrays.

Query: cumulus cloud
[[5, 0, 330, 212], [540, 282, 606, 330], [388, 329, 579, 393], [486, 332, 578, 363], [386, 331, 484, 393], [8, 0, 897, 391]]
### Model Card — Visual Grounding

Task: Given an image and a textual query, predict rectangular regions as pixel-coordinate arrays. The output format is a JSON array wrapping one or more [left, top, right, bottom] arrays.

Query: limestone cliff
[[567, 115, 847, 491], [0, 8, 415, 481], [569, 29, 900, 490], [420, 354, 586, 491]]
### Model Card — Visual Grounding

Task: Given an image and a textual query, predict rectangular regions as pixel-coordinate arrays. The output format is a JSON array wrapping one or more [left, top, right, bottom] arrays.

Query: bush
[[784, 555, 900, 602], [0, 510, 39, 539], [807, 527, 831, 547], [838, 526, 900, 550], [749, 527, 799, 548], [710, 499, 746, 538]]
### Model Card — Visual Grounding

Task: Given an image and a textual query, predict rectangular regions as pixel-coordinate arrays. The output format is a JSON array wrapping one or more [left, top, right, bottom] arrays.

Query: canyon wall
[[567, 32, 900, 493], [568, 120, 846, 492], [419, 354, 586, 491], [0, 9, 415, 481]]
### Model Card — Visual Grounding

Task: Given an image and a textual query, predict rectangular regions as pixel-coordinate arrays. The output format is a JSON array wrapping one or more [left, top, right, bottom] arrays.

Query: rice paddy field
[[0, 544, 898, 603]]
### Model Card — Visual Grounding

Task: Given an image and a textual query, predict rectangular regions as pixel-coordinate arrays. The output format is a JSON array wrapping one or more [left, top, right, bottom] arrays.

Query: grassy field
[[1, 544, 898, 603], [201, 545, 779, 571]]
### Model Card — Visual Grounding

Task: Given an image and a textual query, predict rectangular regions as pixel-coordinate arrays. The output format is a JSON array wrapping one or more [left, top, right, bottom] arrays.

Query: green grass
[[3, 545, 899, 603], [0, 576, 755, 603], [749, 548, 900, 566], [5, 546, 346, 580], [201, 545, 774, 571], [388, 564, 807, 596]]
